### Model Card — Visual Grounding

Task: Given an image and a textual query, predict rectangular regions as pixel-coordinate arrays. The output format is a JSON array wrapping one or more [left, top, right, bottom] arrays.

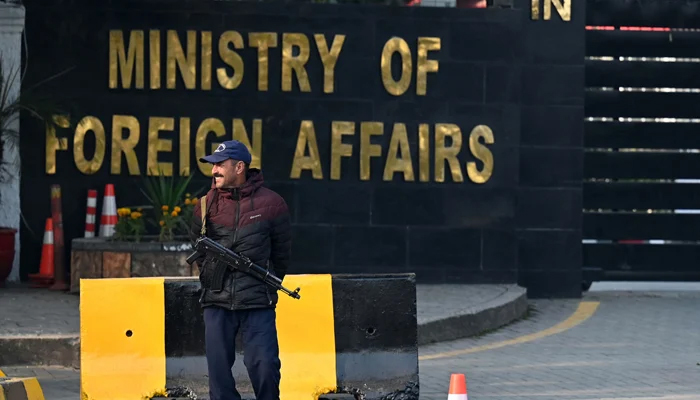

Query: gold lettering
[[111, 115, 141, 175], [531, 0, 540, 19], [545, 0, 571, 21], [434, 123, 463, 183], [419, 123, 430, 182], [533, 0, 571, 21], [179, 117, 191, 176], [290, 120, 323, 179], [416, 37, 440, 96], [381, 37, 412, 96], [467, 125, 494, 184], [232, 119, 262, 169], [149, 30, 161, 89], [43, 113, 493, 181], [282, 33, 311, 92], [147, 117, 174, 176], [249, 33, 278, 91], [360, 122, 383, 181], [314, 34, 345, 94], [45, 115, 70, 175], [166, 30, 197, 89], [73, 116, 106, 175], [218, 31, 245, 90], [383, 123, 414, 181], [109, 30, 144, 89], [201, 31, 213, 90], [195, 118, 226, 177], [330, 121, 354, 180]]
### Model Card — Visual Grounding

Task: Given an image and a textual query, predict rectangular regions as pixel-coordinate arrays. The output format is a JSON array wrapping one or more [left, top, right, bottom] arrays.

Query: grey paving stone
[[2, 284, 519, 337], [6, 285, 700, 400], [418, 288, 700, 400], [0, 282, 526, 398], [417, 284, 510, 324], [417, 284, 528, 345], [0, 288, 79, 336], [0, 283, 526, 367]]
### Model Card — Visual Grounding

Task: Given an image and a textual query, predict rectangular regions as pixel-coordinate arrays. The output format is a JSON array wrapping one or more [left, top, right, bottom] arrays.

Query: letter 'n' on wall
[[531, 0, 571, 21]]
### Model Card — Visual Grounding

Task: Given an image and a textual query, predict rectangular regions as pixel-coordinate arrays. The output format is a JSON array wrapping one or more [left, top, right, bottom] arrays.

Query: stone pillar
[[0, 2, 26, 282]]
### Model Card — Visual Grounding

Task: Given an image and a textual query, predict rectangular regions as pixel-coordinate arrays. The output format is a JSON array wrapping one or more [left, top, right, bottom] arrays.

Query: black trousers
[[203, 306, 281, 400]]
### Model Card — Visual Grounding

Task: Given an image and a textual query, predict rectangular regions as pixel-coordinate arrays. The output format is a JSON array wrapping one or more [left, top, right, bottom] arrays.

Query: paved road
[[419, 282, 700, 400], [5, 282, 700, 400]]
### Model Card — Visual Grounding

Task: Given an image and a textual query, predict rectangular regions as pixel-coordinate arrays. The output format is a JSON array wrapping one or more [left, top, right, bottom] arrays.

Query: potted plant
[[110, 172, 203, 243], [0, 55, 72, 285], [69, 172, 207, 292]]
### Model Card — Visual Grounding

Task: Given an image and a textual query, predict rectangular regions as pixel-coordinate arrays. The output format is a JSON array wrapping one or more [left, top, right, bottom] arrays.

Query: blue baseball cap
[[199, 140, 252, 164]]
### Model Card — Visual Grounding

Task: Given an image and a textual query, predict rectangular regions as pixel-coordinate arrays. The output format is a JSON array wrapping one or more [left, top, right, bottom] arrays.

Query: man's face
[[211, 159, 243, 188]]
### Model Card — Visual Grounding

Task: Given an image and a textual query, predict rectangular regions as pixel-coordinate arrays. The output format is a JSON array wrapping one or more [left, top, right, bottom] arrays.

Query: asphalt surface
[[4, 282, 700, 400], [420, 282, 700, 399]]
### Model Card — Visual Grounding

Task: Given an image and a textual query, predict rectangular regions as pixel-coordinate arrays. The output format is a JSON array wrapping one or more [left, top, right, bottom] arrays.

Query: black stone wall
[[513, 0, 586, 298], [17, 0, 584, 298]]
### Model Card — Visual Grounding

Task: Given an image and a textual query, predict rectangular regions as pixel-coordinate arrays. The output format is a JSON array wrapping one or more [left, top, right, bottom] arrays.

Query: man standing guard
[[189, 140, 292, 400]]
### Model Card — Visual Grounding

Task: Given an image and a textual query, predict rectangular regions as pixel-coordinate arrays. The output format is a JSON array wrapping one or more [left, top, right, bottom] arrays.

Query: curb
[[0, 369, 46, 400], [0, 286, 527, 368], [0, 336, 80, 369], [417, 285, 528, 345]]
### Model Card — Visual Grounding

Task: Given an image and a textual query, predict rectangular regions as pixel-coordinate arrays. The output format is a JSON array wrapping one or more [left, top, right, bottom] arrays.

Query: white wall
[[0, 2, 26, 282]]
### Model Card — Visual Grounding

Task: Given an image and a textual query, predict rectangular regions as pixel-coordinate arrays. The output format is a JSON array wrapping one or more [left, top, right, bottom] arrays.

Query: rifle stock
[[187, 236, 301, 300]]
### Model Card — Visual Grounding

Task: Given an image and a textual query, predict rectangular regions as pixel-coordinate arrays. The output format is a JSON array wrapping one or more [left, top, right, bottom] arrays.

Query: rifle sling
[[200, 194, 207, 235]]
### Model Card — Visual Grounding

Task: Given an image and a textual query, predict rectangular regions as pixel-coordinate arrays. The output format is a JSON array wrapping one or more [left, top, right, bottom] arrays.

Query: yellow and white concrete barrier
[[0, 369, 45, 400], [80, 274, 418, 400]]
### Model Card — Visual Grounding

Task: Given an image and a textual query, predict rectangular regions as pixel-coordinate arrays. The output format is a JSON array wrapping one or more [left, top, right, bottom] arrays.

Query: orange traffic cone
[[99, 184, 117, 238], [448, 373, 468, 400], [29, 218, 55, 288]]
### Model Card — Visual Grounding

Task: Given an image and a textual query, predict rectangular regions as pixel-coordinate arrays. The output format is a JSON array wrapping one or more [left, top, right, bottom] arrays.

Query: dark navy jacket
[[190, 169, 292, 310]]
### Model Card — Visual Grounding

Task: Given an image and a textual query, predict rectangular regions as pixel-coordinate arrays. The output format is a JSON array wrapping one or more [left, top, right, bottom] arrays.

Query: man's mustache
[[213, 173, 224, 178]]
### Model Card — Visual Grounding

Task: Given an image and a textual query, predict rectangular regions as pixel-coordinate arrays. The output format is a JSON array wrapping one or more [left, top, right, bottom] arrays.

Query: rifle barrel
[[191, 237, 301, 300]]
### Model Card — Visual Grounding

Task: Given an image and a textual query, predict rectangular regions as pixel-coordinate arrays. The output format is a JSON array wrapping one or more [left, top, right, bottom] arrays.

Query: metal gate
[[583, 1, 700, 286]]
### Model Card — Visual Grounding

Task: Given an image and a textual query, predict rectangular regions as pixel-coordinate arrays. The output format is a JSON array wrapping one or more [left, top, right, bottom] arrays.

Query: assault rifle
[[186, 236, 301, 300]]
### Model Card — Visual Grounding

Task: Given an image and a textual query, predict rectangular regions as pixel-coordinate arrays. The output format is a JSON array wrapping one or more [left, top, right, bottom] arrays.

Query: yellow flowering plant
[[108, 169, 206, 242], [139, 169, 205, 242], [114, 207, 146, 242], [158, 205, 182, 242], [177, 193, 199, 233]]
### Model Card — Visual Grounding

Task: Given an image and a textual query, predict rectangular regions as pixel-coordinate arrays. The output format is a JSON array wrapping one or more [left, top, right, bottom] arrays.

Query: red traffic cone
[[99, 184, 117, 238], [29, 218, 55, 288], [448, 373, 468, 400]]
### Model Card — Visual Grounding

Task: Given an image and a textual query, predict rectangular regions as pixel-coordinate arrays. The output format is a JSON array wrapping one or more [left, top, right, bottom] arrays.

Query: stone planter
[[70, 237, 199, 293]]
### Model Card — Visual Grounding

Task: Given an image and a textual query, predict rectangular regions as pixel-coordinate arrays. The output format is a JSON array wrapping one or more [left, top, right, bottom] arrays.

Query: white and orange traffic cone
[[99, 184, 117, 238], [448, 373, 468, 400], [29, 218, 55, 288], [85, 189, 97, 237]]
